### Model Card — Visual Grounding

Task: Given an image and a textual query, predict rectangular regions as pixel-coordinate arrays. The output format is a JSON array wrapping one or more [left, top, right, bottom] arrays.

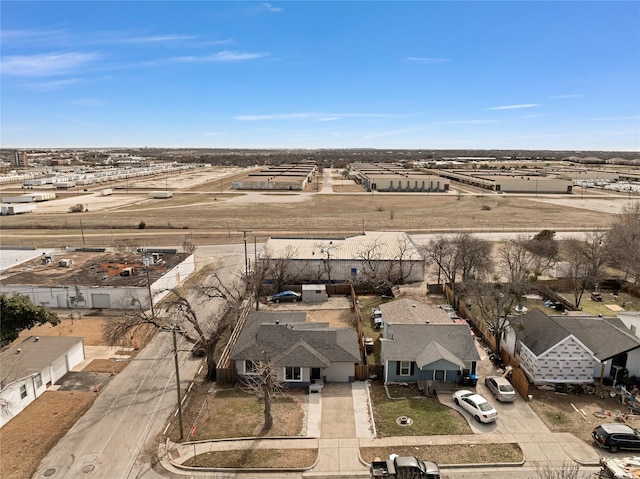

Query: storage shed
[[302, 284, 328, 303]]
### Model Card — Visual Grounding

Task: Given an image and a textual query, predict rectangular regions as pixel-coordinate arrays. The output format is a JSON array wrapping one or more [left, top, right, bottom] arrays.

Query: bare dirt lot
[[2, 164, 633, 248], [528, 386, 635, 445]]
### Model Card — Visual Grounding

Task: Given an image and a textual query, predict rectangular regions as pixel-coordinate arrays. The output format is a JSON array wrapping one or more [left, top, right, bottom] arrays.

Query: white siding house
[[1, 336, 85, 427], [505, 310, 640, 385]]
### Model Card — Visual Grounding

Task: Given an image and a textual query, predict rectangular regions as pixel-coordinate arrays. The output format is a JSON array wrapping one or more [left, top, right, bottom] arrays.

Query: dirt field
[[1, 164, 634, 248], [528, 386, 634, 445], [0, 391, 97, 479]]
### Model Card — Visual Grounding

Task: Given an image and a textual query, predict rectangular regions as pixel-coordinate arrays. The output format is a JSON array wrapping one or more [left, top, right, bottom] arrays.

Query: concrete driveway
[[441, 343, 601, 467]]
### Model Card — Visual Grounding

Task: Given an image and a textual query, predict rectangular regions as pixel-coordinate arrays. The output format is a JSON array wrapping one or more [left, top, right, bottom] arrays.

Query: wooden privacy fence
[[444, 284, 530, 399], [355, 364, 384, 381]]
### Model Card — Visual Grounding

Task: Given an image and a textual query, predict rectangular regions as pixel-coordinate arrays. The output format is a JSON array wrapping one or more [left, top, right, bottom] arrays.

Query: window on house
[[35, 373, 43, 389], [285, 366, 301, 381], [20, 384, 27, 399], [245, 360, 259, 374], [399, 361, 411, 376]]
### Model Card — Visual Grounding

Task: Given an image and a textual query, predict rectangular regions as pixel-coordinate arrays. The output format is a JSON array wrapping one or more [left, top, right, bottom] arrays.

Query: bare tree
[[426, 233, 492, 308], [260, 244, 303, 292], [607, 201, 640, 284], [238, 353, 284, 431], [524, 229, 559, 275], [355, 235, 422, 290], [104, 270, 247, 381], [563, 237, 592, 308], [471, 239, 536, 355], [530, 461, 591, 479]]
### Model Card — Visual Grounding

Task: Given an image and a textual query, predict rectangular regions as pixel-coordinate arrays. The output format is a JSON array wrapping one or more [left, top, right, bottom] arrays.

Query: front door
[[311, 368, 321, 382]]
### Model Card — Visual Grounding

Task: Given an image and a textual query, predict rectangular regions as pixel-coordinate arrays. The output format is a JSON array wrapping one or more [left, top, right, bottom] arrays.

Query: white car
[[453, 390, 498, 423], [484, 376, 516, 402]]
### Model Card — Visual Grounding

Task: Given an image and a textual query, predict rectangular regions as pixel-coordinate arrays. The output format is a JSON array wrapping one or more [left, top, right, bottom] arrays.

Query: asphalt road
[[31, 243, 246, 479]]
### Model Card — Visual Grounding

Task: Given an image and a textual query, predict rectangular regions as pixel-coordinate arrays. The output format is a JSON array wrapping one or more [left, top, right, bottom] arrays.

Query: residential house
[[380, 323, 480, 389], [378, 298, 453, 337], [230, 311, 361, 386], [1, 336, 85, 427], [504, 309, 640, 385]]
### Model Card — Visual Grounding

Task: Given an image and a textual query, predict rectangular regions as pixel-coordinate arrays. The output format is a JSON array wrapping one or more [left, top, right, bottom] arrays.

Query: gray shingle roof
[[379, 298, 452, 325], [231, 311, 360, 367], [511, 310, 640, 360], [1, 336, 84, 386], [381, 324, 480, 364]]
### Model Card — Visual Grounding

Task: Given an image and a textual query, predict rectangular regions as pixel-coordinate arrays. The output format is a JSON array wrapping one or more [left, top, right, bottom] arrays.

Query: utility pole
[[173, 329, 184, 440], [144, 256, 156, 319], [242, 230, 252, 275]]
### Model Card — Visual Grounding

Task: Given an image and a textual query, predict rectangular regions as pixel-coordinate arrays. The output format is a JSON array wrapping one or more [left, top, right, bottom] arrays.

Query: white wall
[[0, 340, 84, 428], [0, 254, 195, 310], [323, 362, 355, 382], [0, 284, 150, 309], [151, 253, 195, 299]]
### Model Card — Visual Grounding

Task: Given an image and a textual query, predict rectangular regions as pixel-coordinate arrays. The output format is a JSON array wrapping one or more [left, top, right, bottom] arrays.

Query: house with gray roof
[[230, 311, 361, 386], [378, 298, 453, 337], [380, 323, 480, 389], [505, 309, 640, 385], [1, 336, 85, 427]]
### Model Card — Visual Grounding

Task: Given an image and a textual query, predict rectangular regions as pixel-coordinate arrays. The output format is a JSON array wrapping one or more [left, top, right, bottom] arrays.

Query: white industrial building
[[0, 336, 85, 427], [0, 250, 196, 310], [261, 231, 425, 284]]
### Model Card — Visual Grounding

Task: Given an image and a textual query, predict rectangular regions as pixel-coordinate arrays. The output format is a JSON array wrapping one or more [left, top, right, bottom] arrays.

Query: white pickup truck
[[598, 456, 640, 478], [369, 454, 440, 478]]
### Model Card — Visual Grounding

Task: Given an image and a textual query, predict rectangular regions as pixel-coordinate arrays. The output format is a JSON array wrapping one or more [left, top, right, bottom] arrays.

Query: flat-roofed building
[[262, 231, 425, 284]]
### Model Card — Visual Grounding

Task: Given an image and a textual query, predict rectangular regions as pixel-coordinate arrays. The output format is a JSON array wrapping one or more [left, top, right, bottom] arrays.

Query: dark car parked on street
[[592, 423, 640, 453], [269, 290, 302, 303]]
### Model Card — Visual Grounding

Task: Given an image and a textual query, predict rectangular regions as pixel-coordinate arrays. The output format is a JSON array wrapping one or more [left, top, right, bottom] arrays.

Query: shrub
[[68, 204, 85, 213], [481, 204, 492, 211], [138, 220, 146, 229]]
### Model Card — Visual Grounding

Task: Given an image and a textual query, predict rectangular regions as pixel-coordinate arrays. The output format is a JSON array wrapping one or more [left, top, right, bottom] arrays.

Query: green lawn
[[369, 383, 472, 437]]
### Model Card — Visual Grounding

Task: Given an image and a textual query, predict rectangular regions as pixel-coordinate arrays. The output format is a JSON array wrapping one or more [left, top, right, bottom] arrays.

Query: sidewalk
[[159, 381, 601, 477]]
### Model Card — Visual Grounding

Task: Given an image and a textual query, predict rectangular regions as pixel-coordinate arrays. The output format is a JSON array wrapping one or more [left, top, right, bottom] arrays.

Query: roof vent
[[412, 304, 416, 308], [16, 348, 21, 354], [34, 337, 40, 342], [275, 319, 280, 325]]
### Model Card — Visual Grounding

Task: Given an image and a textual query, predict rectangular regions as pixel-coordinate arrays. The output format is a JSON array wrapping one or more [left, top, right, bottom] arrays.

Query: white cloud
[[486, 104, 541, 110], [235, 112, 396, 121], [261, 3, 283, 12], [169, 51, 270, 63], [1, 52, 101, 76], [116, 34, 197, 44], [24, 78, 82, 91], [404, 57, 450, 64]]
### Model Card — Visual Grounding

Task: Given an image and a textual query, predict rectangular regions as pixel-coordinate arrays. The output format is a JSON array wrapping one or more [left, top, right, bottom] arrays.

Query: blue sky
[[1, 1, 639, 151]]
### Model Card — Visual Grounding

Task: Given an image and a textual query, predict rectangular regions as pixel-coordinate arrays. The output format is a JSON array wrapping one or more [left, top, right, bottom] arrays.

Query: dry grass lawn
[[182, 449, 317, 469], [359, 443, 523, 465], [0, 391, 96, 479], [167, 383, 307, 442], [15, 317, 108, 346], [1, 192, 621, 248]]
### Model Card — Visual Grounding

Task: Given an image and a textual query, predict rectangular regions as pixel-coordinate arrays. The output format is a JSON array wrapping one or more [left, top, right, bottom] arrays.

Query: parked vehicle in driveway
[[372, 308, 383, 329], [592, 423, 640, 453], [484, 376, 516, 402], [269, 290, 301, 303], [453, 390, 498, 423], [369, 454, 440, 478]]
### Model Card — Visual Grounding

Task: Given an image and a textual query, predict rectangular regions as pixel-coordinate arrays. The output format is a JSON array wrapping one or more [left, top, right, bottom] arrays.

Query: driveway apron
[[305, 383, 368, 477]]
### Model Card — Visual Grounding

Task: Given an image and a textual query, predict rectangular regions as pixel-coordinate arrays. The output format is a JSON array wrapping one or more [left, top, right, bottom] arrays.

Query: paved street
[[31, 244, 245, 479]]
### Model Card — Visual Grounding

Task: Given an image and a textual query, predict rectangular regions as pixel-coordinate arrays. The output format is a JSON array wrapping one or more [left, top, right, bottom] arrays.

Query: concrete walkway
[[159, 381, 602, 478]]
